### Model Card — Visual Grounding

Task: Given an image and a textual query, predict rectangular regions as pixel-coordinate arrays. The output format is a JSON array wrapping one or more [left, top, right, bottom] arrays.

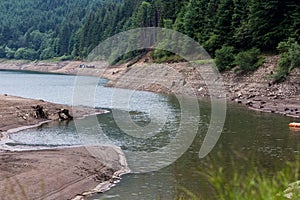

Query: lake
[[0, 69, 298, 199]]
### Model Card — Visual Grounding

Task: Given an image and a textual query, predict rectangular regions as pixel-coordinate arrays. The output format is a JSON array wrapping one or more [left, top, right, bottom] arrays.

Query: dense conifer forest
[[0, 0, 299, 61]]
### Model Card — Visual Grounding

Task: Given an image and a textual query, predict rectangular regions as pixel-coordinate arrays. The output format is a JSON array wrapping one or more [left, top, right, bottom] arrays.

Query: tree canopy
[[0, 0, 299, 60]]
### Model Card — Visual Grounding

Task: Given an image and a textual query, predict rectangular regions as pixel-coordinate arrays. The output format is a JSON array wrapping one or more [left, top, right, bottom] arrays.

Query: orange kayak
[[289, 123, 300, 128]]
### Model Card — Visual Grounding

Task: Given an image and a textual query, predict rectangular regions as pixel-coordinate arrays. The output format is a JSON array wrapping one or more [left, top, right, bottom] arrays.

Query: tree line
[[0, 0, 299, 61]]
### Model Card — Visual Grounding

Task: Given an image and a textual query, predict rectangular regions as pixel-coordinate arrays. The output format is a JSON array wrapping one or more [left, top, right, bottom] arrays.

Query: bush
[[40, 47, 55, 60], [274, 39, 300, 82], [58, 55, 73, 61], [203, 34, 222, 56], [5, 47, 15, 59], [215, 46, 235, 71], [151, 50, 185, 63], [235, 47, 263, 72], [14, 48, 38, 60], [0, 46, 6, 58]]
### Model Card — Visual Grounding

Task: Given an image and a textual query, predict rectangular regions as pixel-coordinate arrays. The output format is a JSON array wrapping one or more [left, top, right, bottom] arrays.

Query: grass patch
[[177, 152, 300, 200]]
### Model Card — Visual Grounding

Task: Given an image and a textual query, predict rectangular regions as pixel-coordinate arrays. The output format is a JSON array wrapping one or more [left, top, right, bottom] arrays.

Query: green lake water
[[0, 70, 298, 199]]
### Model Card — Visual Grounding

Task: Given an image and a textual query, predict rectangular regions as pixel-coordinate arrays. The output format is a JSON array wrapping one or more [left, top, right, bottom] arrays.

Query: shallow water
[[0, 70, 298, 199]]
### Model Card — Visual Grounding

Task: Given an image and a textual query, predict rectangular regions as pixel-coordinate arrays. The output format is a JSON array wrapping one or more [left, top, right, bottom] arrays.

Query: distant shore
[[0, 57, 299, 119], [0, 94, 129, 199]]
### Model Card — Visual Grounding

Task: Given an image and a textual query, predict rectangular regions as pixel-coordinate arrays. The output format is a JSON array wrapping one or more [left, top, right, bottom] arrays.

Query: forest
[[0, 0, 299, 62]]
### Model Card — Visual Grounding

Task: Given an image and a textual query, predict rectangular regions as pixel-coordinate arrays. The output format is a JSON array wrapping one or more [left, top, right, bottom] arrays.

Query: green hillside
[[0, 0, 299, 61]]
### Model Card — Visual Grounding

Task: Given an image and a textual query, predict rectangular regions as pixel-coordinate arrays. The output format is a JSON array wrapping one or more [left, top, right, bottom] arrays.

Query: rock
[[198, 87, 204, 92], [247, 94, 256, 99], [32, 105, 48, 119], [283, 180, 300, 199], [234, 99, 242, 104], [245, 101, 253, 107], [58, 109, 73, 120]]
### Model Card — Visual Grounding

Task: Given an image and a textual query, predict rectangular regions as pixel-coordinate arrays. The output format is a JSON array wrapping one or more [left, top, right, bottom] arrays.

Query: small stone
[[198, 87, 203, 92], [247, 94, 256, 99], [245, 101, 253, 106]]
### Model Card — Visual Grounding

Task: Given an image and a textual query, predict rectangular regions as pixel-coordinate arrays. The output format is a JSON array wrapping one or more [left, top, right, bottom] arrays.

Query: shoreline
[[0, 58, 297, 119], [0, 146, 130, 200], [0, 94, 130, 199], [0, 57, 299, 197]]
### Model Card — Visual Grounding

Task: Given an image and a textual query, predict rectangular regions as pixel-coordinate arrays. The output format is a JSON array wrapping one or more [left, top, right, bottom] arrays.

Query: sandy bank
[[0, 94, 130, 199], [0, 94, 105, 135], [0, 146, 129, 200]]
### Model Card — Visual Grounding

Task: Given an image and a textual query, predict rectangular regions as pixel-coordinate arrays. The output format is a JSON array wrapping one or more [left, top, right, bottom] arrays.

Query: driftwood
[[32, 105, 48, 119], [58, 109, 73, 121]]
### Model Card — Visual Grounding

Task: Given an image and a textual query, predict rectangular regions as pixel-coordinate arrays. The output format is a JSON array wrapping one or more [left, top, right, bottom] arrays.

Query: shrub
[[0, 46, 6, 58], [203, 34, 222, 56], [58, 55, 73, 61], [274, 39, 300, 82], [235, 47, 263, 72], [215, 46, 235, 71], [5, 47, 15, 59], [151, 50, 185, 63], [40, 47, 55, 60], [14, 48, 38, 60]]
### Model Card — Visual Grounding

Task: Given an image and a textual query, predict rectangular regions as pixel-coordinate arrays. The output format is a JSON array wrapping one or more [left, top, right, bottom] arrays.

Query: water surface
[[0, 70, 298, 199]]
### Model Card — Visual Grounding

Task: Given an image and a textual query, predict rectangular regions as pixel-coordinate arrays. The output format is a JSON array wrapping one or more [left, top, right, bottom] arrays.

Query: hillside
[[0, 0, 121, 60], [0, 0, 299, 61]]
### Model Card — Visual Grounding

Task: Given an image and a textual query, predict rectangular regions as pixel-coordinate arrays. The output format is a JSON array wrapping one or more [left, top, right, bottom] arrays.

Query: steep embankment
[[223, 56, 300, 117], [102, 56, 300, 118]]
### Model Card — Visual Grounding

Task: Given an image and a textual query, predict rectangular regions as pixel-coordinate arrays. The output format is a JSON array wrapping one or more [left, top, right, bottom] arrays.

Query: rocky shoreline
[[0, 57, 299, 120], [107, 57, 299, 119], [223, 56, 300, 118]]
